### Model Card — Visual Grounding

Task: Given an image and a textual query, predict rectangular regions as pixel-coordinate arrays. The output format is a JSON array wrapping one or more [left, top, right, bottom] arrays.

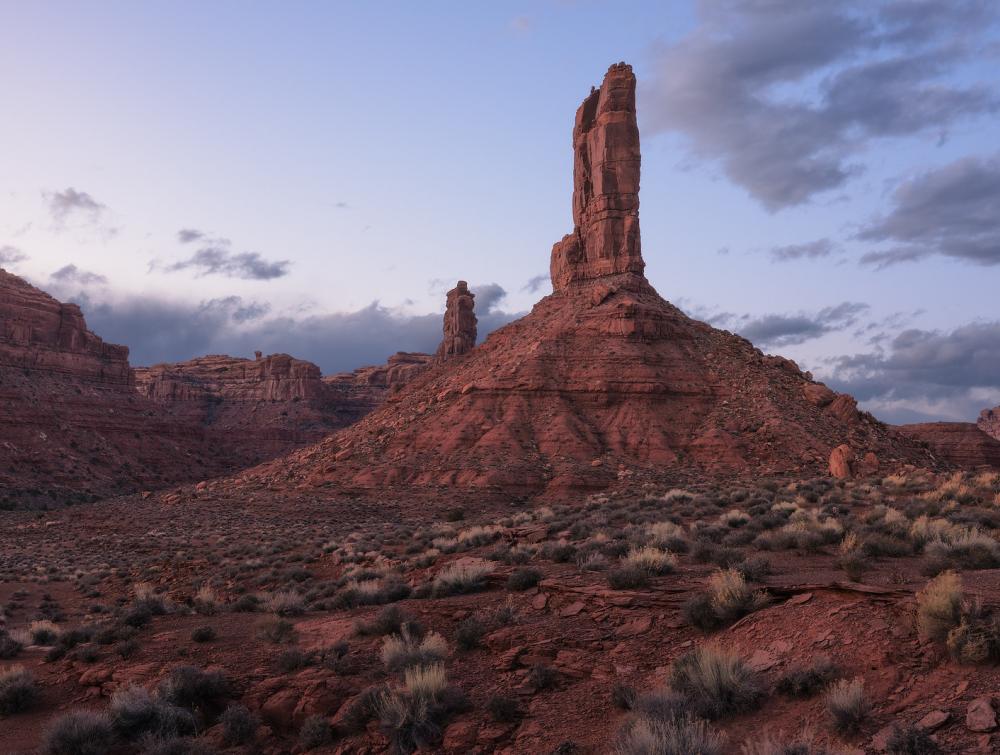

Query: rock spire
[[436, 280, 477, 360]]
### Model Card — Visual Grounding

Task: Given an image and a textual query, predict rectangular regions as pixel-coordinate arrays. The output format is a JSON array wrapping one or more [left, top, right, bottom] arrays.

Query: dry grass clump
[[42, 710, 115, 755], [193, 585, 218, 615], [646, 521, 688, 550], [945, 601, 1000, 664], [916, 571, 962, 642], [684, 569, 768, 631], [430, 561, 493, 597], [741, 729, 830, 755], [824, 678, 870, 734], [668, 645, 764, 719], [622, 546, 678, 576], [775, 656, 837, 698], [262, 589, 306, 616], [108, 684, 196, 740], [837, 532, 868, 581], [381, 627, 448, 672], [29, 619, 62, 645], [614, 714, 726, 755], [718, 509, 750, 528], [377, 664, 467, 753]]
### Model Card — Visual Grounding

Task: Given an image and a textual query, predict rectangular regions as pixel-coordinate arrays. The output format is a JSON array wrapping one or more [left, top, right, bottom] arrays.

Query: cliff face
[[135, 352, 433, 465], [0, 269, 235, 506], [896, 422, 1000, 470], [219, 63, 937, 499]]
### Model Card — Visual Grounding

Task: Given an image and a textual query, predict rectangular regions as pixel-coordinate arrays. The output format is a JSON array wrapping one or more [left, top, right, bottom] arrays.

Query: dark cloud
[[857, 152, 1000, 267], [770, 238, 836, 262], [55, 282, 522, 372], [45, 188, 107, 224], [471, 283, 507, 314], [643, 1, 999, 209], [702, 301, 869, 348], [826, 321, 1000, 421], [0, 245, 28, 265], [177, 228, 206, 244], [50, 264, 108, 286], [522, 274, 550, 294]]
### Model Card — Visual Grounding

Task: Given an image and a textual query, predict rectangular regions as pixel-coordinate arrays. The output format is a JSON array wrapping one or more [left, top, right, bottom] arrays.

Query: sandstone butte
[[227, 62, 942, 499], [979, 405, 1000, 442], [0, 266, 434, 506], [896, 422, 1000, 470]]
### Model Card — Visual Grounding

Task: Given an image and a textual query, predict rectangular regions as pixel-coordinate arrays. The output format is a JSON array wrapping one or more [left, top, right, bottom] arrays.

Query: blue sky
[[1, 1, 999, 423]]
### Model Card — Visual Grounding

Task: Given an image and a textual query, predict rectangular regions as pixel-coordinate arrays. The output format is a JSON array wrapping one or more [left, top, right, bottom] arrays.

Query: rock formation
[[896, 422, 1000, 470], [551, 63, 644, 291], [435, 281, 477, 360], [978, 406, 1000, 441], [0, 269, 236, 506], [222, 63, 936, 499]]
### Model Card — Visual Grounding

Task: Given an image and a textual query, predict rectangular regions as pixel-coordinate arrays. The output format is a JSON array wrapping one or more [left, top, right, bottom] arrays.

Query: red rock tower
[[550, 62, 644, 290], [435, 280, 477, 360]]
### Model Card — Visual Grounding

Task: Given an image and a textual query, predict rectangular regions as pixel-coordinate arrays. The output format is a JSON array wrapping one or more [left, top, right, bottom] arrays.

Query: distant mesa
[[224, 63, 938, 499], [978, 405, 1000, 442], [897, 421, 1000, 470]]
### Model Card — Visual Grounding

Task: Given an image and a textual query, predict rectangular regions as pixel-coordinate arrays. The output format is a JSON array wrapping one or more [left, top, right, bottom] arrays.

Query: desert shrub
[[115, 638, 140, 659], [255, 616, 296, 644], [138, 736, 218, 755], [622, 546, 677, 576], [156, 666, 230, 720], [507, 567, 542, 591], [719, 509, 750, 528], [734, 555, 771, 582], [0, 631, 22, 659], [487, 694, 521, 723], [444, 507, 465, 522], [824, 678, 869, 734], [336, 686, 383, 734], [30, 619, 61, 645], [837, 532, 868, 581], [607, 566, 650, 590], [231, 594, 260, 612], [612, 682, 637, 710], [43, 710, 115, 755], [528, 663, 558, 690], [354, 605, 410, 637], [916, 571, 962, 642], [263, 590, 305, 617], [541, 541, 578, 563], [381, 628, 448, 672], [885, 724, 942, 754], [668, 646, 763, 719], [220, 703, 257, 746], [614, 714, 725, 755], [454, 616, 486, 651], [431, 561, 492, 597], [277, 648, 313, 673], [775, 657, 837, 698], [299, 714, 333, 749], [632, 689, 688, 722], [924, 527, 1000, 571], [376, 664, 467, 753], [191, 626, 216, 643], [741, 729, 831, 754], [0, 665, 37, 714], [193, 586, 218, 615], [647, 521, 688, 551], [109, 685, 196, 740], [945, 605, 1000, 664], [333, 577, 411, 608], [684, 570, 767, 631]]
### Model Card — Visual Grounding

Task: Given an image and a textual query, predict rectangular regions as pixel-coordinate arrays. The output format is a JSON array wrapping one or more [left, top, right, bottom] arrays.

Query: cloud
[[702, 301, 869, 348], [177, 228, 206, 244], [154, 232, 291, 280], [54, 280, 523, 372], [826, 320, 1000, 421], [857, 152, 1000, 267], [510, 15, 532, 33], [643, 1, 999, 209], [0, 245, 28, 266], [770, 238, 836, 262], [522, 274, 551, 294], [45, 188, 107, 224], [50, 264, 108, 286], [471, 283, 507, 314]]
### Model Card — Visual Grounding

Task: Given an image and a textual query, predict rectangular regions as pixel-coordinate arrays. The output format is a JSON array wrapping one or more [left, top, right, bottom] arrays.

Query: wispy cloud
[[155, 229, 291, 280], [50, 264, 108, 286], [0, 244, 28, 266]]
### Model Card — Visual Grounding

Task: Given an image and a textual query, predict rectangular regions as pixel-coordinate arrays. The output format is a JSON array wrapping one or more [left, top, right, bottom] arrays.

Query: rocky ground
[[2, 469, 1000, 754]]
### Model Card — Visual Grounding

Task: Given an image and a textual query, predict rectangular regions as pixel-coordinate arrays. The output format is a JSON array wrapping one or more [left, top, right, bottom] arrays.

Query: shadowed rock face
[[435, 281, 477, 360], [220, 63, 936, 499], [979, 406, 1000, 442], [550, 62, 644, 291]]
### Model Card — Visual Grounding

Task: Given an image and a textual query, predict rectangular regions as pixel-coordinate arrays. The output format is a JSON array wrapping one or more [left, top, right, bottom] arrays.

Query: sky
[[1, 1, 999, 424]]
